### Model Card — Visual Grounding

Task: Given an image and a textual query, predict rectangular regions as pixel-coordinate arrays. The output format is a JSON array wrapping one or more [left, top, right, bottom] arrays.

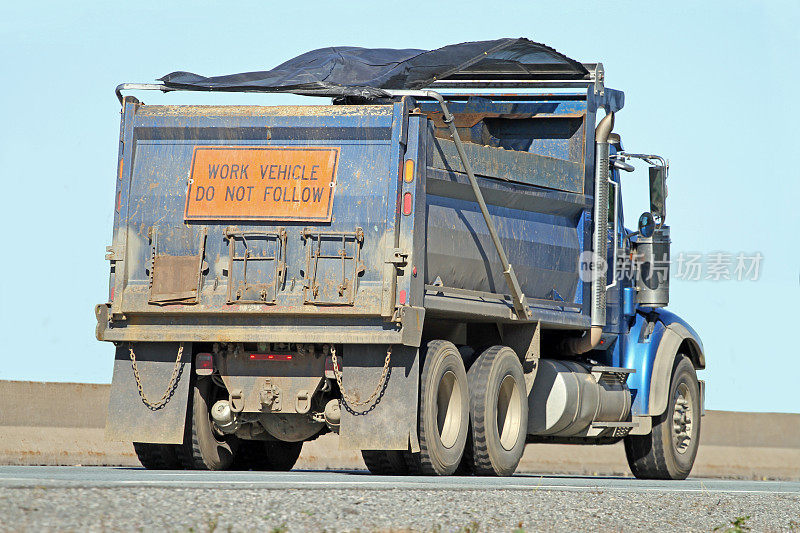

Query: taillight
[[250, 353, 293, 361], [195, 353, 213, 375], [402, 192, 413, 215], [324, 355, 337, 378], [398, 289, 407, 305]]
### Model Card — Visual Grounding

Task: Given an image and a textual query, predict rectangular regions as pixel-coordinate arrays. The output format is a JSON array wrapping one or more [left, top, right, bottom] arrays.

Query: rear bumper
[[95, 304, 424, 347]]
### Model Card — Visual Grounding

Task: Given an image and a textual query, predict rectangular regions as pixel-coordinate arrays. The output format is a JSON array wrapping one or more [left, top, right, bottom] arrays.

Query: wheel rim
[[436, 370, 463, 449], [497, 375, 523, 451], [672, 382, 694, 454]]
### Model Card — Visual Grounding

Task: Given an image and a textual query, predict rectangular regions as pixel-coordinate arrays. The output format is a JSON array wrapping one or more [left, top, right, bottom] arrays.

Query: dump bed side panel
[[420, 98, 592, 328]]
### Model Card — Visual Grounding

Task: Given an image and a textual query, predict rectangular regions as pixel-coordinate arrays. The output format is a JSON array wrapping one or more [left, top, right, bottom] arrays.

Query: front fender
[[623, 309, 704, 417], [652, 308, 705, 369]]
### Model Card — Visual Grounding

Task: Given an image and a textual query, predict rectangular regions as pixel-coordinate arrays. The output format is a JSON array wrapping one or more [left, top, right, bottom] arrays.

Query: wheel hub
[[672, 383, 693, 454], [496, 375, 523, 451], [436, 370, 463, 449]]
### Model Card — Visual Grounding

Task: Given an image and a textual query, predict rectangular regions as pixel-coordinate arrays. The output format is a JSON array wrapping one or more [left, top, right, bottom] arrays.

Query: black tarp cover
[[160, 38, 587, 98]]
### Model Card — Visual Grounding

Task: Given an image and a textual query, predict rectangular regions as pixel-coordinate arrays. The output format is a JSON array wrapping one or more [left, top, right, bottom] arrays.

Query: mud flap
[[105, 342, 192, 444], [339, 344, 419, 451]]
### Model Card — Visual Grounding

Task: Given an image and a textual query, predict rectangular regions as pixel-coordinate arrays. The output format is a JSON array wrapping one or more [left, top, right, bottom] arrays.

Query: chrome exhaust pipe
[[562, 112, 614, 355], [591, 112, 614, 328]]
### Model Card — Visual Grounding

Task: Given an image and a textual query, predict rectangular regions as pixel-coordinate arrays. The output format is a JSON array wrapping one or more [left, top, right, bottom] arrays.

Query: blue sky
[[1, 1, 798, 413]]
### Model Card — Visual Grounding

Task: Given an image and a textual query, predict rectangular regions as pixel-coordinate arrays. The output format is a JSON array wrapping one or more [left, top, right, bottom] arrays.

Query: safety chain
[[129, 342, 184, 411], [330, 345, 391, 410]]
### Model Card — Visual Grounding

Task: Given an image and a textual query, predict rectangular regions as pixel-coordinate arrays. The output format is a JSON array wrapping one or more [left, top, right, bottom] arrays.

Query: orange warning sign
[[184, 146, 340, 221]]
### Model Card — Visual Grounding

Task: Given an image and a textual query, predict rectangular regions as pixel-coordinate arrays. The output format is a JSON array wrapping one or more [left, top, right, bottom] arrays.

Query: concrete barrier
[[1, 380, 798, 479]]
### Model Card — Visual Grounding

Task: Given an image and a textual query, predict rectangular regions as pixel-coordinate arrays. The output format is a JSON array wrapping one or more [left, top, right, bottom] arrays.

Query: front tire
[[464, 346, 527, 476], [624, 355, 701, 480]]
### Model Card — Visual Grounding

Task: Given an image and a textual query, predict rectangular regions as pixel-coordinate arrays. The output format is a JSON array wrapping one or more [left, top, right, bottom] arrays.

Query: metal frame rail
[[114, 63, 604, 104]]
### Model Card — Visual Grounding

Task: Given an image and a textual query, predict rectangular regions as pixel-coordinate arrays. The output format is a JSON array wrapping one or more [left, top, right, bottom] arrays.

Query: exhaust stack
[[562, 111, 614, 355]]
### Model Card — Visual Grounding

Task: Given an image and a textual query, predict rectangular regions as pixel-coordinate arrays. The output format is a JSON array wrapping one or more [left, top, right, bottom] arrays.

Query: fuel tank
[[527, 359, 631, 437]]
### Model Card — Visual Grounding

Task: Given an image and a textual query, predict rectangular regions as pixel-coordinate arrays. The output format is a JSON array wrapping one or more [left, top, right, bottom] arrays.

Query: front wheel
[[624, 355, 701, 480]]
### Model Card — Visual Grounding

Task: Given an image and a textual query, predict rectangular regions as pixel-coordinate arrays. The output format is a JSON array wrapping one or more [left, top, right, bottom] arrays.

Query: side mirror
[[638, 212, 656, 238], [648, 166, 667, 223]]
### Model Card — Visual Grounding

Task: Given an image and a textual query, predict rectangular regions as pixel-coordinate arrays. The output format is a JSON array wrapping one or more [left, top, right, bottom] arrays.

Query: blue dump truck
[[98, 39, 705, 479]]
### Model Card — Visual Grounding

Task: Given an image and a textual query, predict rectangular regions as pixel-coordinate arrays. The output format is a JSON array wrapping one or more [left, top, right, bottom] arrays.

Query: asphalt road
[[1, 467, 798, 532], [0, 466, 798, 493]]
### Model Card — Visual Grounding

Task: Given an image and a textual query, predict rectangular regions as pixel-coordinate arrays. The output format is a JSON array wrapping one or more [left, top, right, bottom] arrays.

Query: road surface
[[0, 467, 798, 531], [0, 466, 798, 493]]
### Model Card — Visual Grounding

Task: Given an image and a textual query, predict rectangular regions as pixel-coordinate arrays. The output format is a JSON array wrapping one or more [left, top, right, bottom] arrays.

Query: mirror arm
[[614, 151, 669, 226], [613, 159, 635, 172]]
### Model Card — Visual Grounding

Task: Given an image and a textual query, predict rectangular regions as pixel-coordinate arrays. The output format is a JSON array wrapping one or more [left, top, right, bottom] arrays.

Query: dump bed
[[99, 93, 611, 346]]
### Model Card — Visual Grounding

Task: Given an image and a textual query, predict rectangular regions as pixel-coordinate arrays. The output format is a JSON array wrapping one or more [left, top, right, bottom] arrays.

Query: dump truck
[[98, 38, 705, 479]]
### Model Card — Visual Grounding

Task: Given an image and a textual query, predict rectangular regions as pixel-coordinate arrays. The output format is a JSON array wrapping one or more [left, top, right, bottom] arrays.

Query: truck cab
[[98, 39, 704, 479]]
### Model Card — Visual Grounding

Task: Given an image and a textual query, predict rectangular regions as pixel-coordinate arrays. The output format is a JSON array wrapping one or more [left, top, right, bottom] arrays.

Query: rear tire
[[361, 450, 409, 475], [465, 346, 527, 476], [407, 340, 470, 476], [234, 440, 303, 471], [624, 355, 701, 480], [132, 442, 182, 470], [177, 377, 238, 470]]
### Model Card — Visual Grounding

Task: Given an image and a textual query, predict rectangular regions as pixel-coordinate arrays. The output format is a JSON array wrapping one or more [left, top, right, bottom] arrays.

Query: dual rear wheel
[[464, 345, 528, 476], [361, 341, 528, 477]]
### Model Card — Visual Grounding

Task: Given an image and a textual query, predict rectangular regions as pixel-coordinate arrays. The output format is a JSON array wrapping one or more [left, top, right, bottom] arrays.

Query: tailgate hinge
[[105, 244, 122, 262], [385, 248, 408, 267]]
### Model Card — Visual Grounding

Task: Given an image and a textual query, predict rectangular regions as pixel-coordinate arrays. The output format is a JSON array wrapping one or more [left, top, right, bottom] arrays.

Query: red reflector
[[109, 286, 114, 302], [250, 353, 293, 361], [402, 192, 413, 215], [399, 289, 407, 305]]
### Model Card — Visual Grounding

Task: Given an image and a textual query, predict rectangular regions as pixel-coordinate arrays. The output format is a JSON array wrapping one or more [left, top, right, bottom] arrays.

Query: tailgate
[[107, 102, 406, 322]]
